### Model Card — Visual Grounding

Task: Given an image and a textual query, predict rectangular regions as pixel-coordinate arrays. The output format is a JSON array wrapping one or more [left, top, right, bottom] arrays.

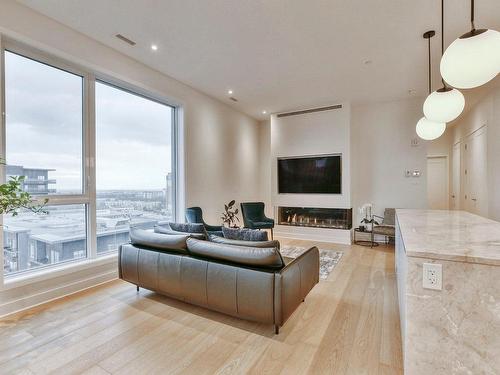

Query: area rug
[[280, 246, 343, 281]]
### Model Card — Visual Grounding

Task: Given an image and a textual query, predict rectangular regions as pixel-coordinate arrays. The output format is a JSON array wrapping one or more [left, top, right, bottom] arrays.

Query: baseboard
[[0, 269, 118, 318]]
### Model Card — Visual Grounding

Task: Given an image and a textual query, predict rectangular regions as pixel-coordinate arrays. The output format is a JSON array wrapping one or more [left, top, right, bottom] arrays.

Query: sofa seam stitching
[[136, 248, 140, 286], [205, 261, 209, 307], [156, 252, 160, 292], [235, 268, 239, 315]]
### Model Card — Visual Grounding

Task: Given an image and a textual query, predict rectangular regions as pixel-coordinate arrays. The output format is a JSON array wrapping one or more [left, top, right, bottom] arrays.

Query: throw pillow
[[168, 222, 205, 233], [222, 227, 268, 241]]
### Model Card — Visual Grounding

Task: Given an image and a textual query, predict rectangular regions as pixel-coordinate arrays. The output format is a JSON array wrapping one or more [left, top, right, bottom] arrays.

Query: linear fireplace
[[277, 207, 352, 230]]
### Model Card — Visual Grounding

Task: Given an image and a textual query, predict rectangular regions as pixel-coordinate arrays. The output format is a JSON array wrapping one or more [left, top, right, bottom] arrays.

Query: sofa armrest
[[274, 246, 319, 327]]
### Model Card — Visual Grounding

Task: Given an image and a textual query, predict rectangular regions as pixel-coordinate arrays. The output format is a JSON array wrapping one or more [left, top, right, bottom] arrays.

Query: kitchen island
[[396, 209, 500, 374]]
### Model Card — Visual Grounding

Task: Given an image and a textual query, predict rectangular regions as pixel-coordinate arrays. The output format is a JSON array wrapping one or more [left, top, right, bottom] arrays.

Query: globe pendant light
[[416, 117, 446, 141], [440, 0, 500, 89], [416, 31, 446, 141], [423, 87, 464, 123], [423, 0, 465, 123]]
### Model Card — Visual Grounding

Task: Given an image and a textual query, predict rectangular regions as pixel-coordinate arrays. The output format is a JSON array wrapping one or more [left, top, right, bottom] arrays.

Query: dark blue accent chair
[[240, 202, 275, 239], [185, 207, 223, 236]]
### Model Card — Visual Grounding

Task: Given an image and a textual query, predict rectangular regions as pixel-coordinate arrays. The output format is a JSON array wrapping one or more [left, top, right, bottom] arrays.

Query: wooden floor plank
[[0, 239, 402, 375]]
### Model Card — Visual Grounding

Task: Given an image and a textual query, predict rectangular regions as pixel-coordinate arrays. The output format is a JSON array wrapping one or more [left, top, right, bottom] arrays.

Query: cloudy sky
[[5, 51, 172, 193]]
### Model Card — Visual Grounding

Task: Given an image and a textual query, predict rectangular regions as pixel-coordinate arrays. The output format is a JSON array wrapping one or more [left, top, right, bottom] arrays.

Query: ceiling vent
[[115, 34, 136, 46], [277, 104, 342, 118]]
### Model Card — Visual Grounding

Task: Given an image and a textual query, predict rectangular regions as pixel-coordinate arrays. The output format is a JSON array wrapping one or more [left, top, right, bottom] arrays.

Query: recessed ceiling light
[[227, 89, 233, 95], [262, 110, 267, 114], [151, 44, 158, 51]]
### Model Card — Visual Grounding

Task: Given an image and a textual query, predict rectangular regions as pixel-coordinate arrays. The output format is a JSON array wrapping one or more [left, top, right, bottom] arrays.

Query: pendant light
[[416, 31, 446, 141], [440, 0, 500, 89], [423, 0, 465, 123], [416, 117, 446, 140]]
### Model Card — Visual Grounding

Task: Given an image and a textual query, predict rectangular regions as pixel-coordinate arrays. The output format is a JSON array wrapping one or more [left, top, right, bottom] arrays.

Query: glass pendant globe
[[416, 117, 446, 141], [423, 88, 465, 123], [440, 29, 500, 89]]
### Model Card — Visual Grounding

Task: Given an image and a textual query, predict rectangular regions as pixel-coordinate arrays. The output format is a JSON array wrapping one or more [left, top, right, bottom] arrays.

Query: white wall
[[351, 98, 428, 223], [258, 119, 272, 217], [258, 98, 430, 228], [270, 105, 351, 210], [427, 128, 453, 208], [0, 1, 261, 316], [448, 86, 500, 221]]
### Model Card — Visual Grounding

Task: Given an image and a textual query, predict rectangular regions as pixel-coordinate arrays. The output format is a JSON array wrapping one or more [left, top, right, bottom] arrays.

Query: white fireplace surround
[[270, 104, 352, 243]]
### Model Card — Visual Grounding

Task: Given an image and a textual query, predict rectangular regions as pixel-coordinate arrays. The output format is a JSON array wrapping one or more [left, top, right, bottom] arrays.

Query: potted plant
[[0, 167, 48, 218], [359, 203, 378, 232], [221, 200, 240, 228]]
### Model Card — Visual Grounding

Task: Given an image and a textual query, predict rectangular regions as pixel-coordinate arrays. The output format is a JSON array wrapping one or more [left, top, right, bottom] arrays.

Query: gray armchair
[[372, 208, 396, 246]]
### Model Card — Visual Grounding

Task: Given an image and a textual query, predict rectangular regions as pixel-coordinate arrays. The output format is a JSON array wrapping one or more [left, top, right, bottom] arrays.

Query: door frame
[[427, 154, 450, 210], [451, 141, 461, 210], [463, 125, 488, 216]]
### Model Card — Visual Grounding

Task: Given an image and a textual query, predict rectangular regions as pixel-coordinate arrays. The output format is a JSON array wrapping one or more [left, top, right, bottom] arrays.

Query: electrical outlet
[[422, 263, 442, 290]]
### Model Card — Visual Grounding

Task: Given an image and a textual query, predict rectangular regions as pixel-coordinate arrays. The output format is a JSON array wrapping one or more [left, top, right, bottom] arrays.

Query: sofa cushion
[[130, 228, 189, 254], [186, 238, 284, 270], [222, 227, 268, 241], [209, 235, 280, 249], [154, 225, 206, 240], [169, 222, 205, 233]]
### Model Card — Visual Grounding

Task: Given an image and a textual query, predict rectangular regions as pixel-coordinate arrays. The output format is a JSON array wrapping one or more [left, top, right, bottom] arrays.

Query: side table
[[353, 227, 379, 247]]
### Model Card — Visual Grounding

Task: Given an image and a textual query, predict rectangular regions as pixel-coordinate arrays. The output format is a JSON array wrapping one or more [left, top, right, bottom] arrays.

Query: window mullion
[[86, 74, 97, 259]]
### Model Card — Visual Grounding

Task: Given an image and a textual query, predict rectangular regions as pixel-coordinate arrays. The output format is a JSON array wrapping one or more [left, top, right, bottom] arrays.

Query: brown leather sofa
[[118, 229, 319, 334]]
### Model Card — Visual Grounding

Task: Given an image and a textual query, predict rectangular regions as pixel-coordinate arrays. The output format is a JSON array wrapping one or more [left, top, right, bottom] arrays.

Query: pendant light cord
[[442, 0, 444, 56], [441, 0, 446, 87], [428, 36, 431, 94], [471, 0, 475, 30]]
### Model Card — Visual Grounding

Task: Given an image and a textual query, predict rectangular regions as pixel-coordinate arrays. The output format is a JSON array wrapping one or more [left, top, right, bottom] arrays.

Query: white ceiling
[[17, 0, 500, 120]]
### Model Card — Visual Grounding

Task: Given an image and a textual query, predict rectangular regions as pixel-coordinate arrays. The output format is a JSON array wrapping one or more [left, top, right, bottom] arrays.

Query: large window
[[5, 51, 83, 195], [95, 82, 174, 253], [2, 44, 177, 276]]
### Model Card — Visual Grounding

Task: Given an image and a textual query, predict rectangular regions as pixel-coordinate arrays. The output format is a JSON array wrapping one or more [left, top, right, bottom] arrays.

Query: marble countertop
[[396, 209, 500, 266]]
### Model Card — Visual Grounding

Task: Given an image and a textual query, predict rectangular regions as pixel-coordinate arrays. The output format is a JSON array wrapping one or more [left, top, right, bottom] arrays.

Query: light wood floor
[[0, 238, 403, 375]]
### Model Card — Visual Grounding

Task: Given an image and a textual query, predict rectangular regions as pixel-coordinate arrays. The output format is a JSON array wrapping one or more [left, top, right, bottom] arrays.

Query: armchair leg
[[136, 285, 139, 292], [274, 325, 280, 335], [270, 228, 274, 240]]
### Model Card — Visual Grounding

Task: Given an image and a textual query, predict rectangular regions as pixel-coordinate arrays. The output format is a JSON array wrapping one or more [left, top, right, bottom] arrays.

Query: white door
[[427, 156, 449, 210], [451, 142, 461, 210], [464, 126, 488, 217]]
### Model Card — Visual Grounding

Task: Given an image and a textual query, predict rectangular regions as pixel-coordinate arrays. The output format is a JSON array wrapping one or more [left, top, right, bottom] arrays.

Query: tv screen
[[278, 155, 341, 194]]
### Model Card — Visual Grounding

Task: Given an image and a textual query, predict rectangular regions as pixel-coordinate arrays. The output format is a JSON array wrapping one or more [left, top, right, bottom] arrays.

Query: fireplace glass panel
[[277, 207, 352, 230]]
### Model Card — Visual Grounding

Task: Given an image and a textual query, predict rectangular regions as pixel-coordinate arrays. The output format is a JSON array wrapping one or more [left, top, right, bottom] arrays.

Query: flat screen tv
[[278, 154, 341, 194]]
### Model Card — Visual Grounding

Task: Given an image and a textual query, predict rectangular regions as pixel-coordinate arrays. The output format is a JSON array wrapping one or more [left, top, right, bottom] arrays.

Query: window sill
[[2, 253, 118, 291]]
